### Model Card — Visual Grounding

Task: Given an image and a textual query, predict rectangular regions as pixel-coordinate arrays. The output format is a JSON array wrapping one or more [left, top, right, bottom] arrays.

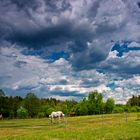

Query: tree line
[[0, 89, 140, 119]]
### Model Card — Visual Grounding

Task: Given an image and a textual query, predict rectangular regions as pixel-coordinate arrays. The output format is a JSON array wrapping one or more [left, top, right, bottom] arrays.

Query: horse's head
[[59, 112, 65, 117], [62, 113, 65, 117]]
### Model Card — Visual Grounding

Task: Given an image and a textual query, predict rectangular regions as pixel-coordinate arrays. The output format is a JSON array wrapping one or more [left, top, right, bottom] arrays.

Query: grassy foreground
[[0, 113, 140, 140]]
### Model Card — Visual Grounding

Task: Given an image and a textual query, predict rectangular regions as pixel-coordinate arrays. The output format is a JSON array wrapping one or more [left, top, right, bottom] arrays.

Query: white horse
[[49, 111, 65, 123]]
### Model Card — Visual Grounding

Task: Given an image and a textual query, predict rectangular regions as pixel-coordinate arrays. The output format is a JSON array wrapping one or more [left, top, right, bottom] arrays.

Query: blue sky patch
[[107, 82, 116, 91], [48, 51, 70, 62], [111, 42, 140, 57]]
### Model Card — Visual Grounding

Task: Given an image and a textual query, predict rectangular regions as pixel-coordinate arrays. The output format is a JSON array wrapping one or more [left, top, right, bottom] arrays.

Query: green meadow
[[0, 113, 140, 140]]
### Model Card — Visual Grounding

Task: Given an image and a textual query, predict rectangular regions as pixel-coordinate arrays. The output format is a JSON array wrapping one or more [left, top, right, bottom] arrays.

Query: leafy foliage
[[23, 93, 40, 117], [0, 89, 140, 118], [17, 106, 28, 118], [113, 106, 124, 113], [105, 98, 115, 114], [37, 112, 46, 118], [127, 95, 140, 106]]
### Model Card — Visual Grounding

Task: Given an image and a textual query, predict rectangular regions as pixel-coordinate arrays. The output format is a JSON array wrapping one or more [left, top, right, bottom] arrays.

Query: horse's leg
[[50, 116, 53, 124], [58, 116, 61, 123], [50, 117, 52, 123], [52, 116, 54, 124]]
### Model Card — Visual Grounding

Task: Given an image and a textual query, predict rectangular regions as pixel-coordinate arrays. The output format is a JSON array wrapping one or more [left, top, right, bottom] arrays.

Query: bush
[[37, 112, 45, 118], [130, 106, 140, 112], [113, 106, 124, 113], [24, 93, 40, 117], [46, 107, 55, 117], [123, 106, 131, 113], [9, 110, 14, 119], [134, 106, 140, 112], [75, 104, 88, 116], [105, 98, 115, 114], [17, 106, 28, 118]]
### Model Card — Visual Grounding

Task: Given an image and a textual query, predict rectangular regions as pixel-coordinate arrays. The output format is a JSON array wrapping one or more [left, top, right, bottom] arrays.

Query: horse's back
[[51, 111, 64, 117]]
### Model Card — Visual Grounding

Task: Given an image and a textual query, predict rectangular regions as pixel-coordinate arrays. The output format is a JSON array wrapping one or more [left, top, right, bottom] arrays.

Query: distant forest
[[0, 89, 140, 118]]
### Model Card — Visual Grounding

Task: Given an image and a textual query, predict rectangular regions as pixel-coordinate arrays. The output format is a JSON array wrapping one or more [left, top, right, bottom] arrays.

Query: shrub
[[105, 98, 115, 114], [130, 106, 140, 112], [46, 107, 55, 117], [113, 106, 124, 113], [37, 112, 45, 118], [75, 104, 88, 116], [17, 106, 28, 118], [9, 110, 14, 119], [123, 106, 131, 113]]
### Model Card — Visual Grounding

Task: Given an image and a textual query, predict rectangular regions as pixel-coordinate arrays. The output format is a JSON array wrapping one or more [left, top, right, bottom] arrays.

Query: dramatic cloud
[[0, 0, 140, 103]]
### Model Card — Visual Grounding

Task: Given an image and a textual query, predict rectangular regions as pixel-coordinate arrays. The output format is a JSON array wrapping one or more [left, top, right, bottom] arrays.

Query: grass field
[[0, 113, 140, 140]]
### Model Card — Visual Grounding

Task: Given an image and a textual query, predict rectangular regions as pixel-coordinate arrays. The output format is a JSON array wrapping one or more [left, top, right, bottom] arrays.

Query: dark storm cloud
[[0, 76, 12, 84], [138, 2, 140, 8], [87, 1, 100, 19], [81, 79, 101, 88], [0, 2, 94, 42], [9, 21, 93, 49], [71, 46, 108, 70], [98, 51, 140, 77], [0, 0, 103, 70], [0, 0, 140, 72], [100, 62, 140, 75], [0, 0, 92, 47], [0, 0, 95, 67], [0, 0, 140, 103], [14, 60, 27, 68], [59, 79, 68, 85]]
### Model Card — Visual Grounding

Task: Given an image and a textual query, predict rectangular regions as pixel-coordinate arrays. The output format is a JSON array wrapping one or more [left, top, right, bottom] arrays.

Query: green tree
[[45, 107, 55, 116], [37, 112, 45, 118], [127, 95, 140, 107], [105, 98, 115, 114], [113, 106, 124, 113], [130, 106, 140, 112], [12, 96, 23, 117], [23, 93, 40, 117], [75, 102, 88, 116], [0, 96, 12, 117], [9, 110, 15, 119], [17, 106, 28, 118], [87, 91, 104, 114]]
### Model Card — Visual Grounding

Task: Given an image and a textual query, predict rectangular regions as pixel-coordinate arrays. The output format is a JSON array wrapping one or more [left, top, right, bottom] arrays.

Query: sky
[[0, 0, 140, 104]]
